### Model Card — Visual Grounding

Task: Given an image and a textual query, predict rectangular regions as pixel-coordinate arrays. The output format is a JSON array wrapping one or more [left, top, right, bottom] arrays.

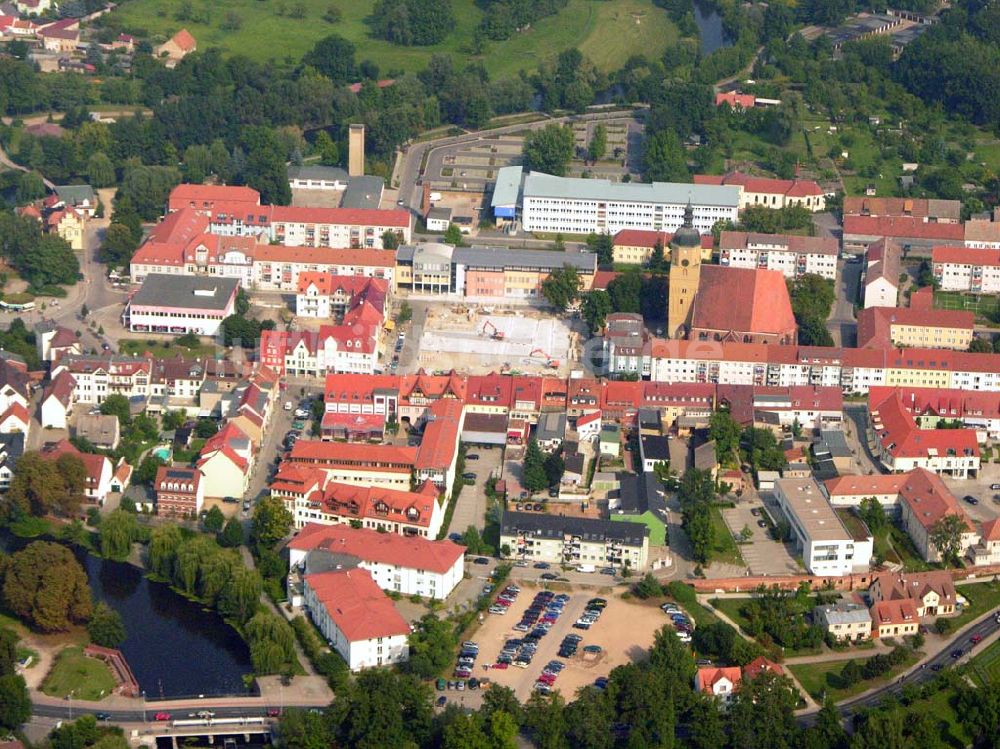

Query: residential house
[[870, 599, 919, 638], [196, 421, 252, 499], [857, 299, 974, 351], [53, 185, 97, 217], [535, 412, 566, 452], [694, 172, 826, 212], [156, 28, 196, 67], [76, 413, 120, 450], [813, 602, 872, 641], [154, 464, 204, 517], [870, 571, 959, 616], [0, 432, 25, 490], [862, 238, 901, 308], [41, 370, 75, 429], [576, 410, 602, 441], [611, 229, 713, 265], [932, 246, 1000, 293], [0, 402, 29, 435], [500, 511, 650, 570], [599, 424, 621, 457], [35, 321, 81, 363], [40, 439, 114, 505], [695, 667, 742, 706], [968, 518, 1000, 567], [718, 231, 838, 280]]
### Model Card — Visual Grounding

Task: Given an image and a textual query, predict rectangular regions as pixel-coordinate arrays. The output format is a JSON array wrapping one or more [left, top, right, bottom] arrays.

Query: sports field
[[111, 0, 679, 75]]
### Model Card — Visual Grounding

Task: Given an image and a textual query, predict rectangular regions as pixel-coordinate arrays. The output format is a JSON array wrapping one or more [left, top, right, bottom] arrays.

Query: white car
[[283, 401, 292, 411], [294, 408, 310, 419]]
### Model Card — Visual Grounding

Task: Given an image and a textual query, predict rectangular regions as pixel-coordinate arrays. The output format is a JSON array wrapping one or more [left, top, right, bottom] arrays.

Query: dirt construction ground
[[473, 584, 669, 701]]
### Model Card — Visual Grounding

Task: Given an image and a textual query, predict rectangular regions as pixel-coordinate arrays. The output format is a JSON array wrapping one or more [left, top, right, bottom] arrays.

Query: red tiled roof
[[694, 171, 823, 197], [293, 520, 463, 573], [856, 306, 974, 349], [41, 439, 109, 488], [43, 369, 75, 406], [691, 266, 797, 337], [168, 184, 258, 210], [932, 245, 1000, 267], [0, 402, 29, 427], [843, 215, 965, 241], [870, 390, 979, 462], [871, 599, 919, 630], [719, 231, 839, 256], [613, 229, 713, 250], [271, 206, 410, 229], [696, 666, 742, 695], [844, 197, 961, 221], [304, 568, 410, 642], [154, 464, 201, 494], [348, 79, 396, 93], [743, 656, 784, 681], [415, 399, 463, 471], [981, 518, 1000, 542], [171, 28, 197, 52], [288, 440, 417, 471], [253, 245, 397, 267], [715, 91, 756, 108], [591, 270, 619, 290], [269, 463, 326, 495]]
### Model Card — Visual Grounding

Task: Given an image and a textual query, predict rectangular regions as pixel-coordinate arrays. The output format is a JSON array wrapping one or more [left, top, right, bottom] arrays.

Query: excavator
[[482, 320, 505, 340], [530, 348, 559, 369]]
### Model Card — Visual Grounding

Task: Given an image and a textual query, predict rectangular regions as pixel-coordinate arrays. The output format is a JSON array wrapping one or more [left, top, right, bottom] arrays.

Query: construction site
[[416, 306, 582, 376]]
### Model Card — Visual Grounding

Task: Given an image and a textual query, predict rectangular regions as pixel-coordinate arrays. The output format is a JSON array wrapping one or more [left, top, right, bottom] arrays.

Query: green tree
[[524, 692, 569, 749], [86, 152, 116, 188], [382, 230, 401, 250], [930, 513, 967, 566], [522, 438, 549, 493], [541, 265, 581, 311], [16, 171, 46, 203], [443, 223, 464, 246], [1, 541, 92, 632], [148, 524, 183, 579], [370, 0, 454, 45], [302, 34, 357, 84], [314, 130, 340, 166], [643, 128, 689, 182], [278, 709, 333, 749], [219, 517, 245, 548], [252, 495, 294, 547], [522, 124, 574, 176], [100, 223, 139, 267], [581, 290, 612, 332], [20, 234, 79, 288], [0, 673, 30, 730], [0, 629, 18, 677], [87, 602, 126, 648], [687, 694, 727, 749], [728, 670, 801, 749], [203, 505, 225, 533], [543, 450, 564, 487], [99, 509, 139, 560], [633, 573, 663, 599], [331, 669, 434, 749], [244, 610, 297, 675], [585, 232, 614, 266], [5, 451, 86, 519], [589, 124, 607, 161], [162, 410, 187, 431], [741, 427, 788, 471], [858, 498, 888, 535], [217, 566, 262, 625], [801, 697, 848, 749], [709, 409, 741, 464], [404, 614, 456, 678], [195, 419, 219, 438], [564, 686, 612, 749], [134, 455, 165, 487], [99, 393, 131, 426]]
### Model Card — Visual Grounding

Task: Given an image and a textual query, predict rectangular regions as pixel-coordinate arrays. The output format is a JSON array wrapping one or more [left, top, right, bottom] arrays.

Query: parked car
[[436, 696, 447, 707], [533, 562, 551, 569], [964, 495, 980, 505], [474, 557, 490, 565], [154, 713, 171, 721], [991, 483, 1000, 491], [466, 454, 480, 461], [540, 573, 558, 580], [971, 634, 983, 645]]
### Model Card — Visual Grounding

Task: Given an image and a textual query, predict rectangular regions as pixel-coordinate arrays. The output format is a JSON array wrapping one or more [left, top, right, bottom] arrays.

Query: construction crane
[[530, 348, 560, 369], [482, 320, 505, 340]]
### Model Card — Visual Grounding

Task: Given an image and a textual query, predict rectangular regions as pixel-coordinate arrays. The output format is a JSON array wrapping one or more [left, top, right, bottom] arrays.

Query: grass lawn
[[934, 290, 1000, 322], [952, 581, 1000, 629], [611, 510, 666, 547], [111, 0, 676, 75], [708, 506, 744, 566], [119, 338, 217, 359], [788, 650, 919, 703], [904, 689, 972, 749], [41, 646, 117, 701], [969, 636, 1000, 687]]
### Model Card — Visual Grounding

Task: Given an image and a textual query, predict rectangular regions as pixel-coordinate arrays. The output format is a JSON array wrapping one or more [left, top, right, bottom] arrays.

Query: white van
[[576, 564, 596, 573]]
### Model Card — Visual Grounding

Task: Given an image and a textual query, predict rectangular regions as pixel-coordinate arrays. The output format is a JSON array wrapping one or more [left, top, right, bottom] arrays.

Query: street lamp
[[142, 690, 146, 725]]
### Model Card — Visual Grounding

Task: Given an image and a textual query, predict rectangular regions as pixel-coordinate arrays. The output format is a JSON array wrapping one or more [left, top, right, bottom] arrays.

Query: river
[[693, 0, 733, 56], [2, 533, 253, 699]]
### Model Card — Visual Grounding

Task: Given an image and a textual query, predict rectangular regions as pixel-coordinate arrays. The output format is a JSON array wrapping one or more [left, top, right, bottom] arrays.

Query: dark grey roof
[[462, 412, 507, 434], [641, 434, 670, 461], [428, 206, 453, 221], [500, 510, 648, 546], [341, 176, 384, 209], [565, 453, 585, 475], [615, 472, 668, 517], [304, 548, 362, 574], [638, 408, 661, 432], [819, 429, 852, 458], [287, 165, 349, 182], [454, 246, 597, 273], [0, 432, 25, 466], [129, 274, 239, 311], [536, 412, 567, 442], [54, 184, 96, 204]]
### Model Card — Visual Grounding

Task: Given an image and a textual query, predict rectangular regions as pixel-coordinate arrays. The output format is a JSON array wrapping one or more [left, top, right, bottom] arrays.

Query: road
[[827, 258, 861, 348], [836, 608, 1000, 717], [396, 108, 648, 211], [843, 403, 886, 475]]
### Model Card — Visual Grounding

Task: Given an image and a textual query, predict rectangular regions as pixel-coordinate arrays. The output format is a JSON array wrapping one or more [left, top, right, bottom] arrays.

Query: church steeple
[[666, 198, 704, 339]]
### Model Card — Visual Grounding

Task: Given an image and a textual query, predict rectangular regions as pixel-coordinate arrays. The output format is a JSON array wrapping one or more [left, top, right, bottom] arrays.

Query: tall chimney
[[348, 124, 365, 177]]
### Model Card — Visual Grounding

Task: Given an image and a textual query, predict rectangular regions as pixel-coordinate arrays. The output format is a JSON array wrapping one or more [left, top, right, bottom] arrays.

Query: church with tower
[[667, 203, 797, 346]]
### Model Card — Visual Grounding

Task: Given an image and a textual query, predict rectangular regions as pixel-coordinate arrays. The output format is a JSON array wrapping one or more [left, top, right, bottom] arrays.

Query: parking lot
[[466, 584, 669, 701], [721, 498, 803, 576], [447, 446, 504, 536]]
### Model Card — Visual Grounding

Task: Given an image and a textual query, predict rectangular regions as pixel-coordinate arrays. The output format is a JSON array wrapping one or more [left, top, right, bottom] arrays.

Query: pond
[[693, 0, 733, 56], [2, 532, 253, 699]]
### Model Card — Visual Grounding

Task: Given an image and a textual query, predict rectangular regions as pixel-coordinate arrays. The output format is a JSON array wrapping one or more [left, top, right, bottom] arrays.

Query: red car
[[154, 712, 171, 721], [267, 709, 281, 717], [491, 662, 509, 670], [971, 634, 983, 645], [537, 673, 557, 685]]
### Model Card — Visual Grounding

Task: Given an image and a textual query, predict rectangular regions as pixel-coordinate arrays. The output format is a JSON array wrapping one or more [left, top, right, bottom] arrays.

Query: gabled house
[[695, 666, 742, 706], [196, 421, 252, 499], [40, 439, 114, 505], [0, 402, 30, 435], [870, 571, 958, 617], [0, 432, 25, 489], [41, 370, 75, 429]]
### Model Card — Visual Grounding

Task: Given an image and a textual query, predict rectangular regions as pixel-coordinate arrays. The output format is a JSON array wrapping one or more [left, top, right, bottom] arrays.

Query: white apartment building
[[718, 231, 838, 280], [500, 511, 650, 571], [773, 477, 873, 577], [520, 171, 739, 235], [289, 523, 466, 600], [302, 569, 410, 671], [932, 246, 1000, 293]]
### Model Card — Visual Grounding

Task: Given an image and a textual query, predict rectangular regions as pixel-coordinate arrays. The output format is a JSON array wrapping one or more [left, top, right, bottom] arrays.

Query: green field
[[709, 506, 744, 567], [788, 650, 919, 703], [42, 646, 117, 701], [952, 581, 1000, 629], [935, 290, 1000, 321], [611, 510, 666, 547], [112, 0, 678, 75], [969, 637, 1000, 687], [119, 338, 218, 359]]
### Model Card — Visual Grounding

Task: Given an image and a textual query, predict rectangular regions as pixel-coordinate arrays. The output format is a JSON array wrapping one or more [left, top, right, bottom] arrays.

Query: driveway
[[827, 258, 861, 347], [447, 447, 503, 536], [721, 498, 802, 576]]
